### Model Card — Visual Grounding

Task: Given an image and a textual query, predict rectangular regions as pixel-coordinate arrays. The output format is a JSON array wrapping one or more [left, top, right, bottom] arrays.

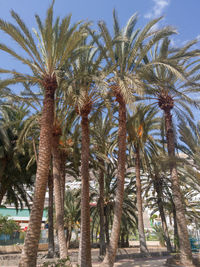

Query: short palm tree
[[144, 151, 173, 252], [63, 190, 81, 251], [92, 11, 176, 266], [90, 159, 137, 249], [0, 104, 36, 209], [0, 3, 86, 265]]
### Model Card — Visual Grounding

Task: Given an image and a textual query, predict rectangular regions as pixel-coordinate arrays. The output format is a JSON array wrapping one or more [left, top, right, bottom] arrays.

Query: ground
[[0, 241, 199, 266], [0, 256, 170, 267]]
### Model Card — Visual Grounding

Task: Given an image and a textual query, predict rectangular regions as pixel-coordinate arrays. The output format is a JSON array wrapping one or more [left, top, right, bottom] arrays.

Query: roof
[[0, 208, 47, 221]]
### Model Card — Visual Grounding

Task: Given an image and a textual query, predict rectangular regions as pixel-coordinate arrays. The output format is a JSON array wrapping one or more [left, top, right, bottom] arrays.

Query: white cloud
[[196, 34, 200, 41], [144, 0, 170, 19]]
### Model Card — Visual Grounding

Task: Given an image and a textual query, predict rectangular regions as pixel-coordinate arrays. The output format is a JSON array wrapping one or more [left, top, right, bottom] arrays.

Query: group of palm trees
[[0, 2, 200, 267]]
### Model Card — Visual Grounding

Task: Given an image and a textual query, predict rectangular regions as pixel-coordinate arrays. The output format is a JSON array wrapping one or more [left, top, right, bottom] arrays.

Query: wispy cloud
[[196, 34, 200, 41], [144, 0, 170, 19]]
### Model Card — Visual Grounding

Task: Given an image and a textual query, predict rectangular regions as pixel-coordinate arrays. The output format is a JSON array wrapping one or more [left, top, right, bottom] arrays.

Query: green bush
[[0, 215, 20, 236], [41, 257, 78, 267]]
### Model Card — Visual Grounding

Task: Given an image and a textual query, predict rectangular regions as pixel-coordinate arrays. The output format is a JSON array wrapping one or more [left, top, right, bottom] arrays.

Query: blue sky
[[0, 0, 199, 70], [0, 0, 199, 85], [0, 0, 199, 40]]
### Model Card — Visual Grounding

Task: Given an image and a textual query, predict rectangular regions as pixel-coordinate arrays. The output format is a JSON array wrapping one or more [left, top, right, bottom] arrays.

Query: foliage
[[0, 104, 36, 209], [63, 190, 81, 232], [151, 224, 168, 247], [0, 215, 20, 236], [0, 3, 199, 264], [41, 257, 76, 267]]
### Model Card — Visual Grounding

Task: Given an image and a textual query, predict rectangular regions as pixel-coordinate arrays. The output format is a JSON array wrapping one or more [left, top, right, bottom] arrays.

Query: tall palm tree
[[127, 104, 159, 255], [144, 37, 200, 266], [47, 173, 54, 258], [90, 112, 113, 256], [52, 104, 77, 258], [0, 3, 86, 265], [66, 39, 102, 267], [52, 119, 68, 258], [91, 11, 176, 266]]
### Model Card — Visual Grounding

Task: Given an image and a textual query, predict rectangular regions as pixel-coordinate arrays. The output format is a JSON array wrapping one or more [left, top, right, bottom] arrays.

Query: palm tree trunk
[[0, 159, 6, 186], [164, 110, 193, 266], [135, 146, 149, 255], [66, 226, 72, 251], [120, 230, 126, 248], [0, 185, 7, 206], [172, 201, 179, 251], [52, 135, 68, 259], [47, 173, 54, 258], [19, 86, 55, 267], [101, 99, 126, 267], [60, 152, 66, 214], [125, 233, 129, 247], [78, 114, 92, 267], [154, 176, 172, 252], [99, 159, 106, 256], [104, 206, 110, 245]]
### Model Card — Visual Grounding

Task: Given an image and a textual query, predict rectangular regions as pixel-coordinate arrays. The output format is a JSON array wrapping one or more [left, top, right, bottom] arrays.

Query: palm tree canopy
[[143, 37, 200, 122], [0, 2, 87, 90], [90, 11, 177, 105]]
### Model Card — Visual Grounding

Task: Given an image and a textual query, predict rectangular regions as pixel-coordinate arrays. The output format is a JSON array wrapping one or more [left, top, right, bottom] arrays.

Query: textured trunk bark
[[164, 110, 193, 266], [104, 206, 110, 245], [99, 159, 106, 256], [135, 146, 149, 255], [172, 202, 179, 252], [125, 234, 129, 247], [101, 99, 126, 267], [52, 135, 68, 259], [0, 158, 6, 187], [0, 185, 6, 206], [60, 153, 66, 215], [78, 114, 92, 267], [66, 226, 72, 251], [120, 231, 125, 248], [19, 87, 55, 267], [154, 176, 172, 252], [47, 173, 54, 258]]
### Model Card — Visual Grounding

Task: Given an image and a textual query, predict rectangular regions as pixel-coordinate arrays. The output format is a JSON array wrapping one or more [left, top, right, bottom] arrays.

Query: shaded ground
[[0, 256, 169, 267], [0, 242, 199, 266], [93, 257, 169, 267], [0, 247, 170, 267]]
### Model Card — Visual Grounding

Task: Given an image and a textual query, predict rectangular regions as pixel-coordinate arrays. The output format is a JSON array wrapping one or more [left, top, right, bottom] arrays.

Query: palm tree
[[63, 190, 81, 251], [66, 39, 102, 267], [144, 152, 173, 252], [90, 159, 137, 249], [0, 104, 36, 209], [90, 112, 113, 256], [91, 11, 175, 266], [127, 104, 159, 255], [52, 106, 77, 258], [0, 3, 86, 265], [52, 119, 68, 258], [144, 37, 200, 266], [47, 173, 54, 258]]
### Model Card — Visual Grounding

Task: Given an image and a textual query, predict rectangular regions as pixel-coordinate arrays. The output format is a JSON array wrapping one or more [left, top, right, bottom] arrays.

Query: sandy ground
[[93, 257, 168, 267], [0, 257, 169, 267], [0, 242, 177, 266]]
